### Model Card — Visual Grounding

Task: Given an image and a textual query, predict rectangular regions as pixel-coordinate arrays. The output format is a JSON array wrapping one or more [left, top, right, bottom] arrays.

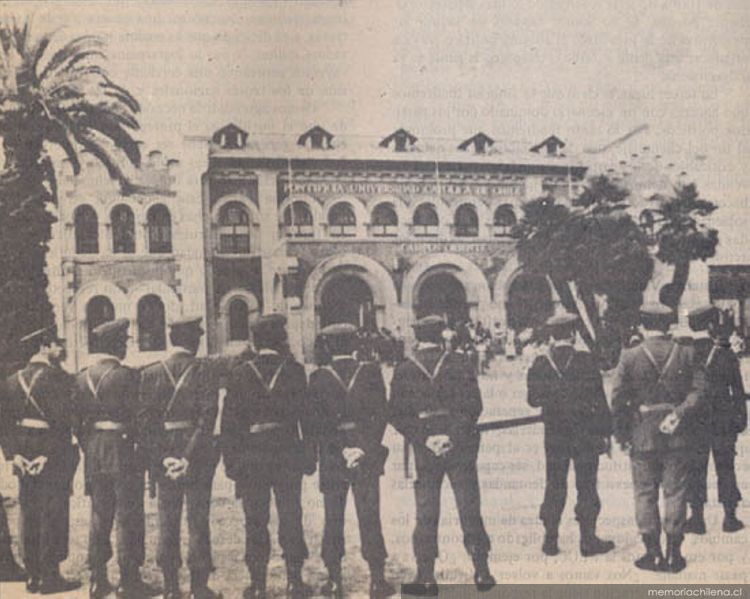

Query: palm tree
[[0, 18, 143, 371], [648, 183, 718, 312]]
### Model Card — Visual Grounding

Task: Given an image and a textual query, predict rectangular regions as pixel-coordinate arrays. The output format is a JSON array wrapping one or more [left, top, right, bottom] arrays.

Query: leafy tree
[[514, 176, 654, 366], [0, 19, 143, 372], [647, 183, 718, 312]]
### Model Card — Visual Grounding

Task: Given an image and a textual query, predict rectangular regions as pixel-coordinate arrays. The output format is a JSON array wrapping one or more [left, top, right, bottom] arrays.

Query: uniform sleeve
[[460, 355, 483, 424], [0, 379, 16, 460], [136, 367, 163, 463], [611, 350, 633, 444], [184, 362, 218, 461], [292, 363, 316, 471], [69, 376, 87, 450], [727, 352, 747, 433], [674, 346, 705, 419], [388, 365, 427, 446], [526, 358, 547, 408], [583, 355, 612, 437], [220, 364, 245, 481], [360, 363, 388, 450]]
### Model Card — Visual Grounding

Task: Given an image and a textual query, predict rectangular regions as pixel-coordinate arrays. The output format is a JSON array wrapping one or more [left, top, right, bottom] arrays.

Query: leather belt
[[638, 403, 676, 414], [164, 420, 194, 431], [418, 409, 450, 420], [93, 420, 125, 431], [249, 422, 283, 434], [18, 418, 50, 430], [337, 421, 357, 432]]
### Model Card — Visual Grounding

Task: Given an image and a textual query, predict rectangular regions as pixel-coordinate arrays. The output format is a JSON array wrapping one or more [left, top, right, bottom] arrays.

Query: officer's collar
[[258, 348, 279, 356], [332, 354, 355, 361], [550, 339, 574, 349], [28, 352, 51, 367], [88, 353, 121, 366], [168, 346, 194, 358], [642, 330, 670, 339], [416, 341, 441, 350]]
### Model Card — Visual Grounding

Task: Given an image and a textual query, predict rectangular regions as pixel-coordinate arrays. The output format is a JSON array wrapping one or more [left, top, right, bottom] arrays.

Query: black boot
[[634, 534, 665, 571], [26, 571, 41, 594], [190, 568, 222, 599], [723, 504, 744, 533], [471, 554, 496, 592], [89, 566, 113, 599], [684, 504, 707, 535], [368, 561, 396, 598], [285, 561, 311, 599], [117, 565, 159, 598], [162, 568, 180, 599], [321, 562, 343, 597], [403, 559, 438, 597], [39, 565, 82, 595], [579, 521, 615, 557], [243, 562, 267, 599], [542, 530, 560, 556], [0, 559, 26, 583], [665, 534, 686, 573]]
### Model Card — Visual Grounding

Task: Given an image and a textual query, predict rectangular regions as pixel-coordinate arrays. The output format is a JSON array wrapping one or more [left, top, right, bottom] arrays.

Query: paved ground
[[2, 355, 750, 597]]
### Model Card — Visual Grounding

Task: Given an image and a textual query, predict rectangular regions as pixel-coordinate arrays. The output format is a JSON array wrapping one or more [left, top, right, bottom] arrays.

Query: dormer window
[[458, 132, 495, 154], [379, 128, 418, 152], [530, 135, 566, 156], [297, 125, 334, 150], [212, 123, 248, 149]]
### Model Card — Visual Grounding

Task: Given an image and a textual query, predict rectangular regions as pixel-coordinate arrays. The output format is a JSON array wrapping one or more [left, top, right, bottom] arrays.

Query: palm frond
[[37, 35, 104, 83]]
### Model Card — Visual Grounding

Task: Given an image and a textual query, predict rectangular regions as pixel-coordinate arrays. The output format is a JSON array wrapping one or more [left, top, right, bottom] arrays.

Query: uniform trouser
[[413, 457, 491, 562], [88, 472, 145, 572], [0, 492, 17, 566], [540, 447, 601, 531], [157, 476, 212, 573], [18, 473, 68, 577], [687, 433, 742, 507], [240, 468, 308, 569], [631, 450, 690, 536], [321, 474, 388, 569]]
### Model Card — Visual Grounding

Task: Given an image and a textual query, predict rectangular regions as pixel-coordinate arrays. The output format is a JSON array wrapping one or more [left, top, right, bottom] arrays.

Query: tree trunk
[[663, 260, 691, 313]]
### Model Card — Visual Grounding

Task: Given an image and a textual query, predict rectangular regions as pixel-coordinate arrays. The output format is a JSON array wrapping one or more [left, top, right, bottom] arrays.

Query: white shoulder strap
[[17, 369, 47, 419], [85, 364, 117, 401], [163, 362, 198, 418]]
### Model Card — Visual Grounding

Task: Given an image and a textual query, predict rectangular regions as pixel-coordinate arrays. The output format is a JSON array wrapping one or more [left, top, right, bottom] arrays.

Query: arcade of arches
[[297, 253, 557, 360]]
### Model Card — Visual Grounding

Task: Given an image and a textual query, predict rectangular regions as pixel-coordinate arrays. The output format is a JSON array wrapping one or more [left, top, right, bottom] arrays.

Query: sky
[[5, 0, 750, 256]]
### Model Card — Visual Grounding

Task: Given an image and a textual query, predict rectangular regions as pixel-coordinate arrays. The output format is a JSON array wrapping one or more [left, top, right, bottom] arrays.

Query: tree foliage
[[0, 18, 142, 372]]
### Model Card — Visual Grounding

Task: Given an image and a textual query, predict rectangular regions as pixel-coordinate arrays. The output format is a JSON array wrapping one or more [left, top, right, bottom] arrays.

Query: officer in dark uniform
[[526, 313, 615, 558], [389, 315, 495, 595], [683, 305, 746, 535], [1, 326, 80, 594], [309, 324, 394, 598], [73, 318, 154, 598], [138, 317, 222, 599], [221, 314, 315, 599], [612, 303, 705, 573]]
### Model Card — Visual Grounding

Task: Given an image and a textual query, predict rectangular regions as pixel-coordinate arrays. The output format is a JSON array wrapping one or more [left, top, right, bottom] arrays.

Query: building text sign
[[281, 179, 524, 198]]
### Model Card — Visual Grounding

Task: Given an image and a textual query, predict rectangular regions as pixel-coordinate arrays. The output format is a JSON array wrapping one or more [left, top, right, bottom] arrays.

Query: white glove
[[163, 457, 189, 480], [659, 412, 681, 436], [27, 456, 47, 476], [426, 435, 453, 457], [342, 447, 365, 469], [12, 454, 30, 476]]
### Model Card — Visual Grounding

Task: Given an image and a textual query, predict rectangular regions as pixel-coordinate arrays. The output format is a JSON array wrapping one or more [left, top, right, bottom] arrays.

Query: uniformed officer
[[684, 305, 746, 535], [73, 318, 154, 598], [389, 315, 495, 595], [309, 324, 394, 598], [221, 314, 315, 599], [612, 303, 705, 573], [138, 317, 222, 599], [1, 326, 80, 594], [526, 313, 615, 558]]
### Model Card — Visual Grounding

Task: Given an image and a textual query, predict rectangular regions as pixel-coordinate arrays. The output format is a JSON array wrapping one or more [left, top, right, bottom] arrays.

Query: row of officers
[[0, 300, 746, 597]]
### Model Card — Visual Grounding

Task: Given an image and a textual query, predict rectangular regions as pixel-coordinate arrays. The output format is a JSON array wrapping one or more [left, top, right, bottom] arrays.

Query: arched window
[[86, 296, 115, 353], [147, 204, 172, 253], [137, 294, 166, 352], [493, 204, 516, 237], [74, 205, 99, 254], [454, 204, 479, 237], [371, 203, 398, 237], [111, 205, 135, 253], [228, 298, 250, 341], [413, 203, 439, 237], [218, 202, 251, 254], [328, 202, 356, 237], [283, 202, 314, 237]]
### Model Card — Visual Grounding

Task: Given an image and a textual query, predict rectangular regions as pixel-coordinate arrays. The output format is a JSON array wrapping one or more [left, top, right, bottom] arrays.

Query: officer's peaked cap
[[639, 302, 673, 328], [546, 312, 578, 329], [20, 325, 60, 345], [169, 316, 203, 332], [687, 305, 719, 332], [251, 313, 287, 334], [320, 323, 358, 337], [412, 314, 446, 335], [92, 318, 130, 340]]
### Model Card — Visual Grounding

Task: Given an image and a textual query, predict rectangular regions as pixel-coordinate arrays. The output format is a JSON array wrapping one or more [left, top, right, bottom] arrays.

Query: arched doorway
[[415, 271, 469, 325], [319, 274, 375, 329], [506, 273, 554, 331]]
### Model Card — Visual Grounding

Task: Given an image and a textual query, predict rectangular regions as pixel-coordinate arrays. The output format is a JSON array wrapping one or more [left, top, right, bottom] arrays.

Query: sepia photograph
[[0, 1, 749, 597]]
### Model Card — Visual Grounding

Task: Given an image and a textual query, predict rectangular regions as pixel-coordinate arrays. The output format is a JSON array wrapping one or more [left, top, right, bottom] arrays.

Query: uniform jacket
[[1, 360, 77, 478], [527, 345, 612, 454], [309, 356, 388, 489], [221, 350, 314, 485], [73, 354, 141, 485], [612, 334, 705, 452], [389, 345, 482, 466], [137, 348, 218, 480]]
